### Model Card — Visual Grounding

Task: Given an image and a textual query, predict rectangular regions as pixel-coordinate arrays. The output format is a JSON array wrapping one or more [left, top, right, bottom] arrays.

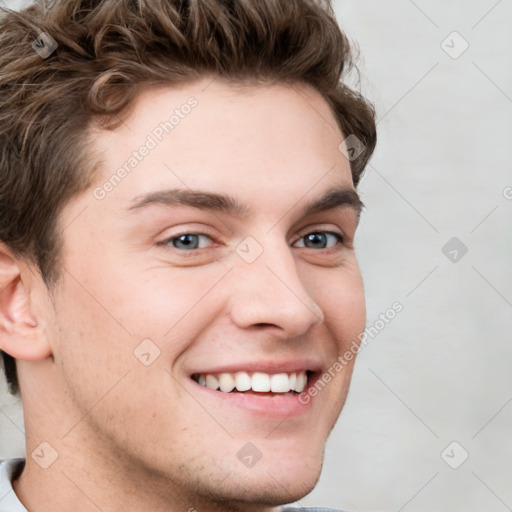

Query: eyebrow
[[127, 185, 364, 219]]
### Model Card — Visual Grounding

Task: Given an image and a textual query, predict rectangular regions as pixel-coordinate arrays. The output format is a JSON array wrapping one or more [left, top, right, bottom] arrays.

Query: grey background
[[1, 1, 511, 511]]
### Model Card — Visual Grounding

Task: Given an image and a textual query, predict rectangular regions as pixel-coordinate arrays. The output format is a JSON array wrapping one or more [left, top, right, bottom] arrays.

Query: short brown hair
[[0, 0, 376, 394]]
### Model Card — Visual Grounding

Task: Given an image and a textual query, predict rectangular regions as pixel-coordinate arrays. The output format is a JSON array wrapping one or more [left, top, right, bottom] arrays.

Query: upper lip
[[188, 359, 323, 376]]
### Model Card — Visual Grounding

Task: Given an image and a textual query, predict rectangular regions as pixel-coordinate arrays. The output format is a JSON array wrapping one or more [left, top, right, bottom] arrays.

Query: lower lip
[[190, 380, 315, 419]]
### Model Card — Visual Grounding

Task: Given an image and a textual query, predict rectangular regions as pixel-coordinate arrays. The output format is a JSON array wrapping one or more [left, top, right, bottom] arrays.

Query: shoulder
[[0, 457, 25, 481], [0, 458, 26, 511]]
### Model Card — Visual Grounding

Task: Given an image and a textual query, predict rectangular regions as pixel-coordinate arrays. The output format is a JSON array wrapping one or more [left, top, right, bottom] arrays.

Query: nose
[[227, 238, 324, 339]]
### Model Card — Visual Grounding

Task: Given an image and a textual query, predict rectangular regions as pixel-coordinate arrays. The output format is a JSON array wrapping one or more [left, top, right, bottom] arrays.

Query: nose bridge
[[228, 234, 324, 334]]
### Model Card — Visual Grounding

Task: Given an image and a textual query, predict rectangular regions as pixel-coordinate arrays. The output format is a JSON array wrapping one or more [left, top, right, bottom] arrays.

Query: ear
[[0, 244, 52, 361]]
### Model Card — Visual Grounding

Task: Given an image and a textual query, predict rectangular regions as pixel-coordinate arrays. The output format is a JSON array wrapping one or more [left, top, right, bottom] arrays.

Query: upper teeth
[[196, 371, 308, 393]]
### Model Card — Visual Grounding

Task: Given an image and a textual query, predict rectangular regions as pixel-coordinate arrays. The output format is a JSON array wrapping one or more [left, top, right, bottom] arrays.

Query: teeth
[[235, 371, 252, 392], [205, 374, 219, 390], [218, 373, 235, 392], [295, 371, 307, 393], [270, 373, 291, 393], [195, 370, 309, 394], [252, 372, 271, 392]]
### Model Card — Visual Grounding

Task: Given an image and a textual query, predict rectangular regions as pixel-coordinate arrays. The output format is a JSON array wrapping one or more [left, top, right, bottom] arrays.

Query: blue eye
[[165, 233, 212, 250], [295, 232, 343, 249], [160, 230, 343, 253]]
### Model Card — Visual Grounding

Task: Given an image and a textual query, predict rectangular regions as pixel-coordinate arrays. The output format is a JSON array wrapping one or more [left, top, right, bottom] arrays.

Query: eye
[[158, 230, 344, 253], [161, 233, 213, 251], [294, 231, 343, 250]]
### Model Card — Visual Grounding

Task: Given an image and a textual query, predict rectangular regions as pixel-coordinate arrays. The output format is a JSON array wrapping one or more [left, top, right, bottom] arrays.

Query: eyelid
[[293, 224, 346, 243], [156, 222, 218, 241]]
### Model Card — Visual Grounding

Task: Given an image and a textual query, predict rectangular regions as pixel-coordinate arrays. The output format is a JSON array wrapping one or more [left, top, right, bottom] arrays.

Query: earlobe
[[0, 245, 52, 361]]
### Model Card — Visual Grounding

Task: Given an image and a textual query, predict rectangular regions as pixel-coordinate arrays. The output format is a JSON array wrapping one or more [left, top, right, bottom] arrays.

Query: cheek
[[53, 254, 229, 379], [51, 275, 133, 393], [107, 262, 230, 347], [311, 261, 366, 350]]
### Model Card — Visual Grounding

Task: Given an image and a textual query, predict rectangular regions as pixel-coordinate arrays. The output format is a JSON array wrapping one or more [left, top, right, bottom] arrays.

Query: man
[[0, 0, 376, 510]]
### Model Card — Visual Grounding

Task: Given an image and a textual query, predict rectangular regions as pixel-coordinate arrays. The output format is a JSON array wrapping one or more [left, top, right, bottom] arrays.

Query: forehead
[[86, 78, 354, 211]]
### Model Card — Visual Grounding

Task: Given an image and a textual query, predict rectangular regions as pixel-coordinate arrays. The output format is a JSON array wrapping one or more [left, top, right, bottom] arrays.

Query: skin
[[0, 77, 366, 512]]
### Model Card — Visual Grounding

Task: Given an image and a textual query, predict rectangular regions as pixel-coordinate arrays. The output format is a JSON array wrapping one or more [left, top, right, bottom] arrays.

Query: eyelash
[[158, 230, 345, 254]]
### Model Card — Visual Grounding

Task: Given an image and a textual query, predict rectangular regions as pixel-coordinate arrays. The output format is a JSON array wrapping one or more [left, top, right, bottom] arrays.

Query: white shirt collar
[[0, 459, 27, 512]]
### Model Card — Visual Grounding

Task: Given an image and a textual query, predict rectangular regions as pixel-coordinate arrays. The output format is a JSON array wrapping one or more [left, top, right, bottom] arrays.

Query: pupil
[[306, 233, 326, 248], [174, 234, 198, 249]]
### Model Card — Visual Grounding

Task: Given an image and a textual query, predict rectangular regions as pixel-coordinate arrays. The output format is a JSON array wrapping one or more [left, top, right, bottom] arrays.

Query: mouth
[[191, 370, 313, 396], [187, 361, 323, 418]]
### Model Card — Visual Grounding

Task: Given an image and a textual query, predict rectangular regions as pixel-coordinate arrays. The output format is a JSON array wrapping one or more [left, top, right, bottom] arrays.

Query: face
[[32, 78, 366, 508]]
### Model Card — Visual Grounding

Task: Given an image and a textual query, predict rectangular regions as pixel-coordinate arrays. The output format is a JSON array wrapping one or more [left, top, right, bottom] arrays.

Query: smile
[[192, 370, 310, 394]]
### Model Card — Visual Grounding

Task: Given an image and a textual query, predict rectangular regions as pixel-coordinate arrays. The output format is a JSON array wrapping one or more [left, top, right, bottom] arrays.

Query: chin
[[215, 445, 325, 507], [208, 464, 322, 510]]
